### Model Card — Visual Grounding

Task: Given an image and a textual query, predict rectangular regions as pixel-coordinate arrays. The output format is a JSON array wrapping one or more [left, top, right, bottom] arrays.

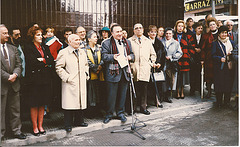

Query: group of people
[[1, 14, 238, 139]]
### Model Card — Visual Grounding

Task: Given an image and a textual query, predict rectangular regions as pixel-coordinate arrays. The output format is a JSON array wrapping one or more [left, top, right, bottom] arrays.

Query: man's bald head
[[76, 26, 86, 41], [68, 34, 81, 49]]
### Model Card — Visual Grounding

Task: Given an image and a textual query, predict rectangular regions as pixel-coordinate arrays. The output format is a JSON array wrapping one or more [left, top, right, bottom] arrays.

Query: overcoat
[[55, 46, 89, 110], [24, 42, 54, 107], [173, 32, 195, 72], [129, 35, 156, 82], [201, 32, 216, 83], [212, 39, 235, 93]]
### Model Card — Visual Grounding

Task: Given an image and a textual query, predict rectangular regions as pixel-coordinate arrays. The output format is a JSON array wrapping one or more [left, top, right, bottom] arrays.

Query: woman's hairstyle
[[174, 20, 186, 33], [86, 30, 97, 43], [46, 27, 55, 33], [207, 17, 218, 27], [27, 26, 43, 40], [148, 25, 157, 32], [164, 27, 174, 36], [193, 22, 203, 30], [218, 26, 229, 35]]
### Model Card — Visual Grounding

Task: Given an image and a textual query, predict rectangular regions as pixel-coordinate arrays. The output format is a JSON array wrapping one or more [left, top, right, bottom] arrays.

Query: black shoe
[[180, 96, 185, 99], [163, 98, 173, 103], [103, 117, 111, 124], [78, 122, 88, 127], [14, 133, 26, 139], [65, 127, 72, 133], [118, 114, 127, 123], [128, 111, 135, 116], [32, 131, 40, 136], [39, 130, 46, 135], [157, 103, 163, 108], [140, 109, 150, 115]]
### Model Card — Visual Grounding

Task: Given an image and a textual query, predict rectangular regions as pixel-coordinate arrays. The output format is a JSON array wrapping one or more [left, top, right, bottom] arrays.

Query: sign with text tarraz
[[184, 0, 230, 12]]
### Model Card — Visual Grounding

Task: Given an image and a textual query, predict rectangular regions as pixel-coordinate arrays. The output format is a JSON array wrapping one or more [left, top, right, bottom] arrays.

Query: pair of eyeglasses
[[134, 27, 142, 30], [227, 25, 233, 26]]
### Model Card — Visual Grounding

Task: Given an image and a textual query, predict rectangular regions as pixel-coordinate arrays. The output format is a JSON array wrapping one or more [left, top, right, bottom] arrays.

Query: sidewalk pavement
[[1, 89, 225, 146]]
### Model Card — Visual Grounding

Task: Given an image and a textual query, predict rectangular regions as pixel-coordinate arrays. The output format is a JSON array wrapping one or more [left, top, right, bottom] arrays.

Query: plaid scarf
[[110, 37, 131, 75]]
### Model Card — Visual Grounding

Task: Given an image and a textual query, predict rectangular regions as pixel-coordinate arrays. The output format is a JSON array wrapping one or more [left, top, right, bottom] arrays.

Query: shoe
[[39, 130, 46, 135], [163, 98, 172, 103], [65, 127, 72, 133], [180, 96, 185, 99], [128, 111, 135, 116], [78, 122, 88, 127], [118, 114, 127, 123], [157, 103, 163, 108], [140, 109, 150, 115], [176, 97, 181, 99], [14, 133, 27, 139], [103, 117, 111, 124], [32, 131, 40, 136]]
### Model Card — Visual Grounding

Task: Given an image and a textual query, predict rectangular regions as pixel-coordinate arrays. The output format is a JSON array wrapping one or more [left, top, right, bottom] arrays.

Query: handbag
[[170, 61, 180, 72], [153, 70, 165, 81]]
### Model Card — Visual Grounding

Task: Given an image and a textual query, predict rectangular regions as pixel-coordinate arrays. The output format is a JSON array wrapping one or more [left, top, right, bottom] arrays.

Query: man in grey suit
[[0, 24, 26, 140], [102, 24, 135, 124]]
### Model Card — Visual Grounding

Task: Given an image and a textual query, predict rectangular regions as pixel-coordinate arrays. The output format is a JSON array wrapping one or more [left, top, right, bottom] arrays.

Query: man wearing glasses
[[224, 20, 238, 48], [129, 23, 157, 115], [76, 26, 87, 48]]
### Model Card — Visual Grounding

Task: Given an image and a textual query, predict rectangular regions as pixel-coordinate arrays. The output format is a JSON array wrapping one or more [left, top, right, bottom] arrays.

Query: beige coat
[[129, 35, 156, 82], [55, 46, 89, 110]]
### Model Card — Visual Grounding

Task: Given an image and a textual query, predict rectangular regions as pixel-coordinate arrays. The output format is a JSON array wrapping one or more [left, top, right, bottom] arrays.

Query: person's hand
[[113, 54, 120, 60], [153, 63, 156, 68], [126, 55, 132, 60], [166, 56, 170, 60], [221, 57, 226, 62], [156, 63, 161, 69], [37, 58, 44, 62], [8, 73, 17, 83], [227, 52, 232, 55], [97, 65, 102, 71], [195, 48, 201, 53]]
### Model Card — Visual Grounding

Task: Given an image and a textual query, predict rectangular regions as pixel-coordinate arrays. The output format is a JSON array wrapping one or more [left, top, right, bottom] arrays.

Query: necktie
[[75, 49, 79, 56], [2, 44, 10, 70], [118, 40, 122, 45], [138, 38, 141, 44]]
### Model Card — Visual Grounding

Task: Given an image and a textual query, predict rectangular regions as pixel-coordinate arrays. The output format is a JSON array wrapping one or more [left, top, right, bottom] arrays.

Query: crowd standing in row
[[0, 14, 238, 139]]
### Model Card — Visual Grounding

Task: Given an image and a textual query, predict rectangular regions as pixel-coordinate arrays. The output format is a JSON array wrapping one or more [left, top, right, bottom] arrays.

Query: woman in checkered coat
[[201, 17, 218, 98], [173, 20, 195, 99]]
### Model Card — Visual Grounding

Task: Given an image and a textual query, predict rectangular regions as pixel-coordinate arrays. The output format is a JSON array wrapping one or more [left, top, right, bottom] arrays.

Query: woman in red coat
[[173, 20, 195, 99], [201, 17, 218, 98]]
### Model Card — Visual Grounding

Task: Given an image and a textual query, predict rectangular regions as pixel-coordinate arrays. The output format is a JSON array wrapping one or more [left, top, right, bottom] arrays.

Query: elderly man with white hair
[[224, 20, 238, 48], [56, 34, 89, 133], [129, 23, 157, 115]]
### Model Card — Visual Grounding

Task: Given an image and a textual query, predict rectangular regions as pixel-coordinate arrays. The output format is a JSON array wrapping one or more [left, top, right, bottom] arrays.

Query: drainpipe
[[212, 0, 216, 17]]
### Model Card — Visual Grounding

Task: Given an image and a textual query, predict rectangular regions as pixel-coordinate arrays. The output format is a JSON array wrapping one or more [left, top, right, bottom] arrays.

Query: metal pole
[[212, 0, 216, 17]]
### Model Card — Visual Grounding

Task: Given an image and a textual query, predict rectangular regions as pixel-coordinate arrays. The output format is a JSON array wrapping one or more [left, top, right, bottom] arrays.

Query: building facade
[[1, 0, 184, 39]]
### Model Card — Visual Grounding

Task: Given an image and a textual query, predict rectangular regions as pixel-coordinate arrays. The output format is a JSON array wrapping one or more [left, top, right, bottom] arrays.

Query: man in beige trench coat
[[56, 34, 89, 133], [129, 23, 157, 115]]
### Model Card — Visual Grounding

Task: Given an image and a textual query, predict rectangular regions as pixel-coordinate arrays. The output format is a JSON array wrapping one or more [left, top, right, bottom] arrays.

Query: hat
[[99, 27, 110, 34]]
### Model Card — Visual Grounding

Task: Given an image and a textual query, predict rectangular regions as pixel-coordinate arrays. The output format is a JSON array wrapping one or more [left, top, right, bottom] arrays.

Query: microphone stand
[[111, 42, 146, 140]]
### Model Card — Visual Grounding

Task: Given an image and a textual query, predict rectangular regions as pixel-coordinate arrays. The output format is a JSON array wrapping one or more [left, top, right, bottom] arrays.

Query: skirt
[[177, 71, 190, 88]]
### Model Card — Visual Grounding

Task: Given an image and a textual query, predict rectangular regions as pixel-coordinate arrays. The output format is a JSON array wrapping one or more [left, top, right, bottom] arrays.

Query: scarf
[[218, 36, 233, 54], [110, 37, 131, 75]]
